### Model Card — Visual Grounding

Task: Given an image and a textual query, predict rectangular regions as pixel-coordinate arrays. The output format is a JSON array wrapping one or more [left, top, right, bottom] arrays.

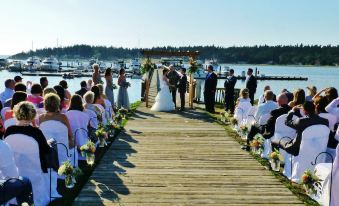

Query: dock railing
[[215, 88, 240, 105]]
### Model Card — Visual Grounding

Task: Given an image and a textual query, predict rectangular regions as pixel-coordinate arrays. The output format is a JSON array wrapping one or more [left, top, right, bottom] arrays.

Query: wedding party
[[1, 0, 339, 206]]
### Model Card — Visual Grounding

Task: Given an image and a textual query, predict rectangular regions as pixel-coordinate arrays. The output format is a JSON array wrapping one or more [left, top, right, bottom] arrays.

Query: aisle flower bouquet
[[239, 124, 248, 139], [80, 141, 96, 165], [105, 120, 121, 138], [118, 108, 128, 119], [96, 124, 108, 148], [188, 57, 199, 74], [220, 111, 227, 123], [250, 134, 264, 154], [301, 169, 322, 196], [269, 149, 283, 171], [58, 161, 82, 188]]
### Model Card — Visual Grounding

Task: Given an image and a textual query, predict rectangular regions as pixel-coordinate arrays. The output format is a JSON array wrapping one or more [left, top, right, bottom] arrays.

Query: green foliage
[[140, 58, 156, 74], [10, 44, 339, 66]]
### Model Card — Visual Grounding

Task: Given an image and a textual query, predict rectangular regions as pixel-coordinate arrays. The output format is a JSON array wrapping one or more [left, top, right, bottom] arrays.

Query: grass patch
[[195, 103, 320, 206], [49, 101, 141, 206]]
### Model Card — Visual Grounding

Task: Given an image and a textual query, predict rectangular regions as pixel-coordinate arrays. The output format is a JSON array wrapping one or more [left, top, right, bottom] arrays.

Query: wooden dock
[[73, 70, 304, 205]]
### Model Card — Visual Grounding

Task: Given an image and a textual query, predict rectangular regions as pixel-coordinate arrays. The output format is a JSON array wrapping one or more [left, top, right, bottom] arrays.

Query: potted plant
[[269, 149, 283, 172], [57, 161, 82, 188], [80, 141, 96, 165], [301, 169, 322, 195], [96, 125, 107, 148]]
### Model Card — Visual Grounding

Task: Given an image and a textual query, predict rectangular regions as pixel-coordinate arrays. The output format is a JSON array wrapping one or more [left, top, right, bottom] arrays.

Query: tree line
[[11, 44, 339, 66]]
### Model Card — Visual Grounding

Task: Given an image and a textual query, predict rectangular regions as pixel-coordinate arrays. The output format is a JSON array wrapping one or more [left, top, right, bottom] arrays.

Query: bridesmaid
[[92, 64, 102, 85], [104, 68, 115, 107], [117, 68, 130, 109]]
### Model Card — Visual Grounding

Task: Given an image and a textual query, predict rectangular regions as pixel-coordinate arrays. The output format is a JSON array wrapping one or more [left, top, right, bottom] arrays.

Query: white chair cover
[[1, 107, 10, 120], [40, 120, 70, 188], [85, 109, 98, 129], [5, 134, 49, 206], [271, 114, 297, 143], [4, 118, 16, 129], [66, 110, 90, 162], [331, 144, 339, 206], [258, 113, 271, 126], [104, 99, 114, 120], [291, 125, 330, 182], [234, 101, 252, 124], [319, 113, 337, 132], [258, 114, 272, 159]]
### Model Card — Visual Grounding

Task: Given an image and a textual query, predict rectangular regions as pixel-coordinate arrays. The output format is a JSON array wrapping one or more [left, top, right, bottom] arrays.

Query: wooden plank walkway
[[73, 70, 303, 205]]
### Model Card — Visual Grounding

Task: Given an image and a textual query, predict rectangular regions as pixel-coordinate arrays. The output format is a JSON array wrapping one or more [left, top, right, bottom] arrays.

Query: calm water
[[0, 70, 142, 103], [214, 65, 339, 99], [0, 65, 338, 103]]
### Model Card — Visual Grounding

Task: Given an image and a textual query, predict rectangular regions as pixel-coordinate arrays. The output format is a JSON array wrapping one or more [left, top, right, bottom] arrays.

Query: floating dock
[[196, 75, 308, 81]]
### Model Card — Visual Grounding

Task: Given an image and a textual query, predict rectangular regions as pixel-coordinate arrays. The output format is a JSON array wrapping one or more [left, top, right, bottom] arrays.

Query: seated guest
[[281, 88, 294, 103], [43, 87, 57, 97], [91, 85, 105, 107], [313, 87, 338, 103], [242, 90, 278, 150], [40, 77, 48, 90], [288, 88, 305, 108], [27, 84, 43, 108], [259, 86, 276, 104], [0, 139, 33, 205], [314, 96, 338, 148], [254, 90, 278, 121], [86, 79, 93, 91], [83, 91, 103, 122], [305, 86, 317, 102], [263, 93, 291, 139], [59, 80, 72, 101], [325, 97, 339, 122], [5, 91, 27, 121], [53, 85, 67, 111], [4, 101, 51, 173], [97, 83, 113, 110], [0, 79, 15, 105], [75, 81, 88, 97], [278, 101, 329, 156], [39, 93, 74, 148], [3, 82, 27, 107], [234, 88, 252, 122]]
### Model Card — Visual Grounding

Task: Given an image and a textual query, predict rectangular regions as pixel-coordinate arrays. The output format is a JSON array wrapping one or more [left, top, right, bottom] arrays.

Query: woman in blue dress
[[104, 68, 115, 107], [117, 68, 130, 109]]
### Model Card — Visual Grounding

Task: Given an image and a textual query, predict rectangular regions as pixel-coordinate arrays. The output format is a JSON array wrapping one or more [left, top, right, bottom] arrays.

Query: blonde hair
[[84, 91, 94, 104], [43, 87, 57, 97], [44, 93, 60, 112], [14, 101, 37, 121], [92, 64, 99, 70], [240, 88, 249, 99], [96, 84, 107, 98]]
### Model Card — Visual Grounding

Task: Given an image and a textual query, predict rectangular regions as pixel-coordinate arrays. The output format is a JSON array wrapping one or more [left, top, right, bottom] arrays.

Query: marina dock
[[196, 75, 308, 81], [73, 70, 303, 205]]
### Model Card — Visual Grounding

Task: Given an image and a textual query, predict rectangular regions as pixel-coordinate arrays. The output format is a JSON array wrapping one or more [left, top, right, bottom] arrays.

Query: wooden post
[[145, 78, 150, 107], [189, 73, 193, 108]]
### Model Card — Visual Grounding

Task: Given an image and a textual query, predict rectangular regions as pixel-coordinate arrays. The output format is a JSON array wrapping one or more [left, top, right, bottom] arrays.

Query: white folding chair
[[291, 125, 330, 182], [258, 113, 272, 159], [40, 120, 70, 200], [66, 110, 90, 163], [5, 134, 49, 206], [319, 113, 337, 132], [93, 104, 107, 125]]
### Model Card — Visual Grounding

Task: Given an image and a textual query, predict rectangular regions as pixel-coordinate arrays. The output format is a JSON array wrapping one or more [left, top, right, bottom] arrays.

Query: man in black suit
[[177, 68, 187, 111], [245, 68, 257, 105], [167, 65, 180, 107], [278, 101, 329, 156], [263, 93, 291, 140], [224, 69, 237, 114], [75, 81, 88, 97], [204, 65, 218, 113]]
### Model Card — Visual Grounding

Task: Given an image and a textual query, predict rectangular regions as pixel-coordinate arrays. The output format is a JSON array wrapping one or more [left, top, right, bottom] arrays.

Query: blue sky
[[1, 0, 339, 55]]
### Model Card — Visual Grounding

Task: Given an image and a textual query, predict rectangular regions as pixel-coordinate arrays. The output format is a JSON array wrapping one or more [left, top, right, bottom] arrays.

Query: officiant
[[167, 65, 180, 107]]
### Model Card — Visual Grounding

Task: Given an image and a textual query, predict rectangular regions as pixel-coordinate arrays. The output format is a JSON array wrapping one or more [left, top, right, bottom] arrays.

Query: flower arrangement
[[269, 149, 283, 171], [118, 108, 129, 119], [114, 114, 123, 126], [58, 161, 82, 188], [239, 124, 248, 133], [250, 134, 264, 154], [105, 120, 121, 138], [301, 169, 322, 195], [96, 124, 107, 147], [188, 57, 199, 74], [230, 118, 238, 126], [140, 58, 156, 75], [220, 111, 227, 123], [80, 141, 96, 165]]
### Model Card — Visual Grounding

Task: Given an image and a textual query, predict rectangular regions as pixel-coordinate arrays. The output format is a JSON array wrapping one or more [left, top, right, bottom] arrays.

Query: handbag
[[46, 139, 60, 171]]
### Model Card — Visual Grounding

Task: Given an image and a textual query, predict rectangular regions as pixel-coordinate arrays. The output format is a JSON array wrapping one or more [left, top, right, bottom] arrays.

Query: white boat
[[8, 60, 23, 72], [129, 58, 141, 74], [112, 60, 126, 73], [24, 57, 41, 71], [0, 58, 8, 67], [41, 57, 60, 71], [219, 66, 231, 77]]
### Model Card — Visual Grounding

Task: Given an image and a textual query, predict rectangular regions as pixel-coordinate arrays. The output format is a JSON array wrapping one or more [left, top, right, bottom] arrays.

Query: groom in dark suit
[[245, 68, 257, 105], [177, 68, 187, 111], [167, 65, 180, 107], [204, 65, 218, 113]]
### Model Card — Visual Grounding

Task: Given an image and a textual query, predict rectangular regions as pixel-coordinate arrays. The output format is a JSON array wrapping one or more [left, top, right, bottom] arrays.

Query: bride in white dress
[[151, 69, 175, 111]]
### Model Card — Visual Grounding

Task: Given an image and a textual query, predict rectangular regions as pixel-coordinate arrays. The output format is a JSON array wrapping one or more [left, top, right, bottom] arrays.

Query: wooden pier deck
[[73, 70, 303, 205]]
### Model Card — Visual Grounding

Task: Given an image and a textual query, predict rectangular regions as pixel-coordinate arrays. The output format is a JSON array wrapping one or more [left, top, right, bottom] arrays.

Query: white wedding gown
[[151, 77, 175, 111]]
